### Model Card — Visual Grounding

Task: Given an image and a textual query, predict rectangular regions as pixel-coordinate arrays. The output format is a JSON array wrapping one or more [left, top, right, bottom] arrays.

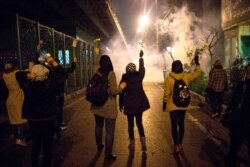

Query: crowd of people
[[0, 48, 250, 167], [0, 51, 77, 167]]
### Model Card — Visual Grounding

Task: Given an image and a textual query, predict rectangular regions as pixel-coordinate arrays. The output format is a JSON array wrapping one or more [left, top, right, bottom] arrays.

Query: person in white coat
[[3, 60, 27, 146]]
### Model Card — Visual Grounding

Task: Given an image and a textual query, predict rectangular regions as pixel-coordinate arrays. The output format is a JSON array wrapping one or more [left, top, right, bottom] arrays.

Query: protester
[[119, 50, 150, 151], [0, 60, 8, 114], [162, 55, 201, 153], [16, 54, 64, 167], [3, 60, 28, 146], [225, 63, 250, 167], [206, 59, 228, 118], [54, 56, 76, 133], [90, 55, 125, 161]]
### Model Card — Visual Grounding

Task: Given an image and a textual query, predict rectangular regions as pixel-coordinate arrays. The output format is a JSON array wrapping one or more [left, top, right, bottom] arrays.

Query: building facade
[[222, 0, 250, 67]]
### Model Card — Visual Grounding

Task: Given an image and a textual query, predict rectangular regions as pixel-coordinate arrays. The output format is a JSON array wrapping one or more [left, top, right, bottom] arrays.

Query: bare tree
[[202, 29, 222, 68]]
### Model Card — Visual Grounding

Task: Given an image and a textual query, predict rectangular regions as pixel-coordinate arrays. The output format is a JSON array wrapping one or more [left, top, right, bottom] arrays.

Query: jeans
[[94, 114, 116, 155], [127, 113, 145, 140], [169, 110, 186, 145], [28, 119, 56, 167]]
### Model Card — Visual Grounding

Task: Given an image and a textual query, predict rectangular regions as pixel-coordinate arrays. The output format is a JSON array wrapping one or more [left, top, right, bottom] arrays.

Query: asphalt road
[[0, 83, 248, 167]]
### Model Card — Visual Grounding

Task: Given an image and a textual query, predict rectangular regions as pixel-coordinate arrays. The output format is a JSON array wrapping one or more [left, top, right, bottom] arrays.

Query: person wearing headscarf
[[206, 59, 228, 118], [162, 55, 201, 153], [225, 64, 250, 167], [119, 50, 150, 151], [90, 55, 125, 161]]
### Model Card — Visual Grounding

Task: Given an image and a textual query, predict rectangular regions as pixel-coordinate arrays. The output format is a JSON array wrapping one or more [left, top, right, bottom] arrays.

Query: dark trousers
[[226, 127, 250, 167], [127, 113, 145, 140], [56, 93, 64, 126], [169, 110, 186, 145], [209, 90, 224, 114], [28, 119, 56, 167], [55, 93, 64, 138], [94, 114, 116, 156]]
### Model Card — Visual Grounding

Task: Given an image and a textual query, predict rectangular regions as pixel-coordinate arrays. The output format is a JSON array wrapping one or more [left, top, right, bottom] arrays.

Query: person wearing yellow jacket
[[162, 55, 201, 153]]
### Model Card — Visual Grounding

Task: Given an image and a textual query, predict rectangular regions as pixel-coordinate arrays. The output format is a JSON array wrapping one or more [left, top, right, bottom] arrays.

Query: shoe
[[212, 112, 219, 118], [173, 145, 180, 154], [60, 125, 67, 131], [105, 154, 117, 161], [61, 122, 66, 126], [97, 144, 104, 151], [15, 139, 27, 147], [178, 144, 183, 151]]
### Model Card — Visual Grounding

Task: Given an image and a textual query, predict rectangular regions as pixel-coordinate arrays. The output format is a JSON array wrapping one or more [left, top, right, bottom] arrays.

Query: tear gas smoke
[[105, 5, 218, 83]]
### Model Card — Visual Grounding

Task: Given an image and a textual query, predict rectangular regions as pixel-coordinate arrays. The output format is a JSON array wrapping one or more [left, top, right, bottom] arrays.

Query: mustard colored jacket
[[163, 65, 201, 112]]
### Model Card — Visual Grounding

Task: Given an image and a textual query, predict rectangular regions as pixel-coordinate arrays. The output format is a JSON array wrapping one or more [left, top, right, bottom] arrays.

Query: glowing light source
[[139, 15, 150, 28], [166, 46, 172, 54], [106, 47, 111, 52]]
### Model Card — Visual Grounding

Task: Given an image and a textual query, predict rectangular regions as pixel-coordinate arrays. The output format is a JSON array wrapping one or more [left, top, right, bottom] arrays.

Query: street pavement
[[0, 82, 249, 167]]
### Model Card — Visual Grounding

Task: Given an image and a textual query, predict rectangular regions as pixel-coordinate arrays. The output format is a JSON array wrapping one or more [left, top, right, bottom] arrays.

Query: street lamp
[[166, 46, 174, 61], [138, 14, 150, 40]]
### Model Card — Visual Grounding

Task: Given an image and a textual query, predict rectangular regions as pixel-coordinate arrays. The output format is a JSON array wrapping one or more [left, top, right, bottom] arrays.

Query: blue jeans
[[94, 114, 116, 155]]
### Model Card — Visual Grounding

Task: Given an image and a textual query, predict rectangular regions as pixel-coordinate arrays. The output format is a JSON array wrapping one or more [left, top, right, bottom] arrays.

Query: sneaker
[[212, 112, 219, 118], [173, 145, 180, 154], [105, 154, 117, 161], [61, 122, 67, 126], [178, 144, 183, 151], [15, 139, 27, 147], [60, 125, 67, 131]]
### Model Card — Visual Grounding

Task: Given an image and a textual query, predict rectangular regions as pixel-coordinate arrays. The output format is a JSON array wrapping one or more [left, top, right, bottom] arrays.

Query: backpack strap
[[169, 74, 184, 81]]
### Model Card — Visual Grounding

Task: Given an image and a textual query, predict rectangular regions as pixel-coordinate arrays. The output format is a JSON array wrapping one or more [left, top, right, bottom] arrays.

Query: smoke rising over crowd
[[106, 3, 221, 82]]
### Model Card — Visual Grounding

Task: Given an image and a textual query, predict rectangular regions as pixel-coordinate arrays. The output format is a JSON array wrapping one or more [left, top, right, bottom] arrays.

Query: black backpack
[[86, 72, 109, 106], [170, 75, 191, 107]]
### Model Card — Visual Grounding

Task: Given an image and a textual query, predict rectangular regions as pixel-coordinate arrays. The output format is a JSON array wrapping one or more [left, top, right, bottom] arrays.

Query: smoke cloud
[[106, 4, 218, 83]]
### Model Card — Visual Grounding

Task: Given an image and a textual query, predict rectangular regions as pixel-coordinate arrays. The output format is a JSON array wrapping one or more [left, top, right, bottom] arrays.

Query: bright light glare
[[106, 47, 111, 52], [166, 46, 172, 54], [139, 15, 149, 28], [137, 27, 142, 33]]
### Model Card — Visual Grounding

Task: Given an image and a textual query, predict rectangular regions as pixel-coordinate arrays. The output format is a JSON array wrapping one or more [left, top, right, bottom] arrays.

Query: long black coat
[[119, 58, 150, 115]]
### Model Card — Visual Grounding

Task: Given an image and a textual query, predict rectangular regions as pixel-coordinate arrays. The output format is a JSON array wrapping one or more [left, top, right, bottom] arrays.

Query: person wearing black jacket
[[17, 55, 65, 167], [54, 57, 76, 133], [0, 60, 8, 114], [119, 50, 150, 151], [225, 64, 250, 167]]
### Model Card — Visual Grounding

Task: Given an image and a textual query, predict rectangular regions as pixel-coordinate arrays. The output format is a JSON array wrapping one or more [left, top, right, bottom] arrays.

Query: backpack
[[170, 75, 191, 107], [86, 72, 109, 106]]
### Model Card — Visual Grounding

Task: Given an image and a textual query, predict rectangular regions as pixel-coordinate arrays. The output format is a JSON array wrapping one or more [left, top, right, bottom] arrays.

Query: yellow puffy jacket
[[163, 65, 201, 112]]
